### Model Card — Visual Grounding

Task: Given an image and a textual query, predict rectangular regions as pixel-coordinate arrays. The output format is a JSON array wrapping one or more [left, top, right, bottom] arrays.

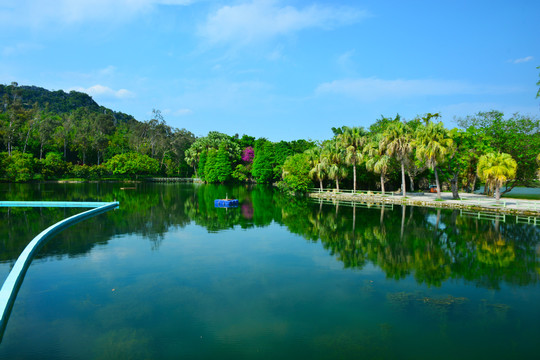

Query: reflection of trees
[[1, 182, 193, 261], [2, 183, 539, 289], [278, 199, 540, 289]]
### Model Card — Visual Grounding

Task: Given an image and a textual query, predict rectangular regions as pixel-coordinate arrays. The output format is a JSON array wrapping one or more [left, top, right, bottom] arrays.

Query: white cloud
[[511, 56, 534, 64], [70, 84, 135, 99], [315, 77, 524, 101], [0, 0, 196, 27], [98, 66, 117, 76], [174, 108, 194, 116], [198, 0, 368, 46]]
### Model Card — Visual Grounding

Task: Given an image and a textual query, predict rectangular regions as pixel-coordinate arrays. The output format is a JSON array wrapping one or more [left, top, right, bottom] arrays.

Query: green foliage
[[280, 153, 312, 192], [231, 164, 250, 182], [477, 152, 518, 199], [40, 152, 68, 179], [104, 152, 159, 177], [1, 151, 35, 182], [216, 143, 232, 182], [198, 151, 207, 180], [204, 149, 218, 183], [458, 111, 540, 188], [252, 140, 275, 183]]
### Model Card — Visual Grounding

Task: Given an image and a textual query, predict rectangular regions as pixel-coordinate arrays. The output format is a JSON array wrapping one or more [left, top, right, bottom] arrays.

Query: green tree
[[204, 149, 218, 183], [477, 152, 518, 200], [198, 151, 207, 180], [415, 122, 454, 199], [339, 126, 367, 192], [280, 153, 311, 192], [104, 152, 159, 178], [323, 139, 347, 192], [216, 142, 232, 182], [1, 151, 35, 181], [365, 135, 391, 194], [457, 111, 540, 191], [305, 146, 326, 190], [381, 121, 413, 196], [40, 152, 68, 179], [252, 139, 275, 183]]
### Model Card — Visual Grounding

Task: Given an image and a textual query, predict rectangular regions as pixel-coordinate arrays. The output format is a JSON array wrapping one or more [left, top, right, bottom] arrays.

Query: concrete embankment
[[309, 191, 540, 217]]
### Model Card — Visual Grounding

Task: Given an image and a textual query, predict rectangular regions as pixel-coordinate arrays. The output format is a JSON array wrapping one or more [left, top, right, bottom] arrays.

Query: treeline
[[1, 82, 539, 196], [0, 83, 196, 181], [184, 131, 314, 184], [278, 112, 540, 199]]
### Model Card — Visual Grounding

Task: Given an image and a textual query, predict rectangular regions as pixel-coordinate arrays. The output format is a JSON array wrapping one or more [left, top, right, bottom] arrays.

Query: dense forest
[[1, 82, 539, 198]]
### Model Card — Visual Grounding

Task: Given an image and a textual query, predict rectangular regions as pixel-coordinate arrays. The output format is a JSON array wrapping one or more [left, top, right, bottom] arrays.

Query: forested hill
[[0, 83, 135, 124]]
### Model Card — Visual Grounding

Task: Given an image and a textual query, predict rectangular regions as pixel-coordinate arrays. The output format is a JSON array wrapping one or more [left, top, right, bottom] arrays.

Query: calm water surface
[[0, 183, 539, 359]]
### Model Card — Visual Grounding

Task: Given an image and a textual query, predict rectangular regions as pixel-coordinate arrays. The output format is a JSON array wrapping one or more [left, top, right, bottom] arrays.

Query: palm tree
[[339, 126, 367, 192], [323, 139, 347, 192], [415, 122, 454, 200], [477, 152, 518, 200], [305, 146, 326, 191], [381, 122, 413, 196], [364, 136, 391, 194]]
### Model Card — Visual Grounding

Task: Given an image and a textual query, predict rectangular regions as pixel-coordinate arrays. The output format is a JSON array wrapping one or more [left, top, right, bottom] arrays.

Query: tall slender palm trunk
[[353, 163, 357, 192], [434, 166, 441, 200], [401, 161, 407, 197]]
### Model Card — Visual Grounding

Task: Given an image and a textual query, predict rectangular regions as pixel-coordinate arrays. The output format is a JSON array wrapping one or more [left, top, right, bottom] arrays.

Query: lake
[[1, 182, 539, 359]]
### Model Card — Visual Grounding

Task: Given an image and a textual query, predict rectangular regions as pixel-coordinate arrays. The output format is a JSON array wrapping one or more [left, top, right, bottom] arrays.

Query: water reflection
[[1, 183, 539, 289]]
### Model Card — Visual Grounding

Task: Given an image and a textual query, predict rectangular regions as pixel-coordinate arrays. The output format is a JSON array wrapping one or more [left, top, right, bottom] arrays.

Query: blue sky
[[1, 0, 538, 141]]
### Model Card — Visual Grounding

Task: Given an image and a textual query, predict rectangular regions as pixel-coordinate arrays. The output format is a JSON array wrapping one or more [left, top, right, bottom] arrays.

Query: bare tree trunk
[[319, 179, 323, 191], [380, 174, 385, 194], [401, 161, 407, 197], [451, 172, 459, 199], [495, 185, 501, 200], [434, 165, 442, 200], [23, 126, 32, 154], [336, 178, 340, 192], [353, 163, 357, 192], [407, 170, 415, 192]]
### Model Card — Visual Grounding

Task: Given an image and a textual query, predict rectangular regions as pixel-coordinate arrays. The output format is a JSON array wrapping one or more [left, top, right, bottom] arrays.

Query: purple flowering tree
[[242, 146, 254, 164]]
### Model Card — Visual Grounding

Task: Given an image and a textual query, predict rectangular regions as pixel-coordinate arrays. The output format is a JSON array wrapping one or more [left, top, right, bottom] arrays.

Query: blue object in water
[[214, 199, 239, 208]]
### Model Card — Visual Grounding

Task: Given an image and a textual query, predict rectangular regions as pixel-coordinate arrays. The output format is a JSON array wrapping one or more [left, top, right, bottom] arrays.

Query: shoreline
[[308, 190, 540, 217]]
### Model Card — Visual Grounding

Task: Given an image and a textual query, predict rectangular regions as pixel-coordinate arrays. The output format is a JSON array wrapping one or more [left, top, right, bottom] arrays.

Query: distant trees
[[0, 83, 196, 181]]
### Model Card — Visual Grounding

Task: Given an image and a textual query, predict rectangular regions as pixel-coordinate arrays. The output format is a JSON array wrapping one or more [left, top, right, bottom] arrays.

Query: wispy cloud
[[2, 42, 43, 56], [198, 0, 369, 46], [315, 77, 524, 101], [70, 84, 135, 100], [174, 108, 194, 116], [0, 0, 196, 28], [510, 56, 534, 64]]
